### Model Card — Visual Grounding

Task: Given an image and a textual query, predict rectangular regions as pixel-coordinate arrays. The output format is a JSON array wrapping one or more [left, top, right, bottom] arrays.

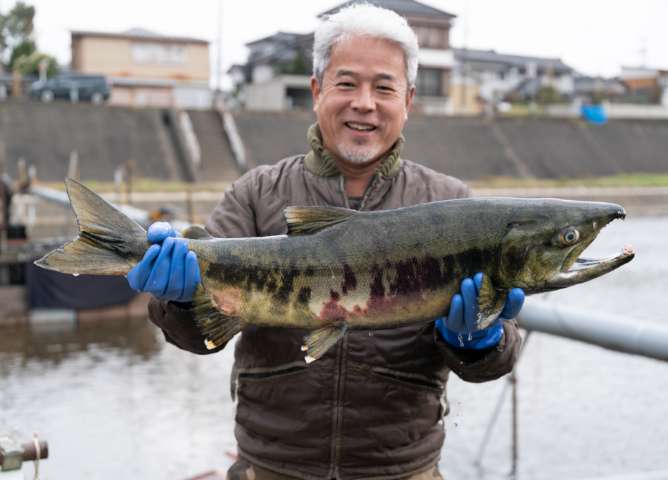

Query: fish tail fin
[[190, 286, 242, 349], [35, 178, 147, 276]]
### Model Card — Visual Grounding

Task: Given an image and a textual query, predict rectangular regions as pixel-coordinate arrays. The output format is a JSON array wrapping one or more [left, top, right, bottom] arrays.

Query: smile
[[345, 121, 377, 132]]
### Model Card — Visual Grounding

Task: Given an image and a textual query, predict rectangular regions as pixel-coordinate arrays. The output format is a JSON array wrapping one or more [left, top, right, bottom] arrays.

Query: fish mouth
[[543, 208, 635, 290]]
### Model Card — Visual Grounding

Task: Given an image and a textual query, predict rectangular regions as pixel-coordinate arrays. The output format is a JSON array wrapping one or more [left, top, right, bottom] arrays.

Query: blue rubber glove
[[127, 222, 201, 302], [435, 273, 525, 350]]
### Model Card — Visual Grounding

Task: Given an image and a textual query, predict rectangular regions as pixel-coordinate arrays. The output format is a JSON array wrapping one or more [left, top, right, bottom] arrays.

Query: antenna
[[638, 37, 648, 67], [216, 0, 223, 93]]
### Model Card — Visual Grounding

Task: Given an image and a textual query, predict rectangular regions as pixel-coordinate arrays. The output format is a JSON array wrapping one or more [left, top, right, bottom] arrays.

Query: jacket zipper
[[329, 332, 348, 479], [329, 174, 378, 478], [358, 174, 379, 211], [339, 173, 380, 212]]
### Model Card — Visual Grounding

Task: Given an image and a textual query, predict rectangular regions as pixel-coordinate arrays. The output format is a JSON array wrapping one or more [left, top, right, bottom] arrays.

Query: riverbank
[[15, 184, 668, 240]]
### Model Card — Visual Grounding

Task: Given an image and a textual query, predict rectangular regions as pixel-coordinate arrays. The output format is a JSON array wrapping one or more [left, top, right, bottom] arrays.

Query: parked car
[[29, 74, 110, 103]]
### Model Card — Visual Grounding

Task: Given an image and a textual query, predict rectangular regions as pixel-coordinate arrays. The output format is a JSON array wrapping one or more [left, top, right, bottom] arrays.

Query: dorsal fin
[[284, 205, 357, 235], [181, 225, 213, 240]]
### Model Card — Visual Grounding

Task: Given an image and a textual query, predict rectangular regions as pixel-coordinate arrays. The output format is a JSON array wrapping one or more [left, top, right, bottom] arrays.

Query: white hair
[[313, 3, 419, 88]]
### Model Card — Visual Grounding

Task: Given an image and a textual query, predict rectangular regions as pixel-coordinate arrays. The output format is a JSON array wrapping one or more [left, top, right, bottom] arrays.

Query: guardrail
[[519, 301, 668, 362]]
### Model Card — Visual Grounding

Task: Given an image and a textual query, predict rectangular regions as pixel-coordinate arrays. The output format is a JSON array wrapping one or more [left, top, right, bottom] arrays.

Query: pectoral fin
[[189, 286, 242, 349], [477, 275, 507, 330], [302, 325, 346, 363]]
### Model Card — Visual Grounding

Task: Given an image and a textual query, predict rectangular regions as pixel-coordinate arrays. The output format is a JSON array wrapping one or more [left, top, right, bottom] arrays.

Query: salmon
[[36, 179, 635, 362]]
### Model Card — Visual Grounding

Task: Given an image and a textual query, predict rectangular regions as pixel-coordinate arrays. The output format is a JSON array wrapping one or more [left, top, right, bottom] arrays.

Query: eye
[[559, 227, 580, 245], [336, 82, 355, 89]]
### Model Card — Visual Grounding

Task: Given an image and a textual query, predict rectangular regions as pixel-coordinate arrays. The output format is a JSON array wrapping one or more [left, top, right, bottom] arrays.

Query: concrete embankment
[[2, 102, 668, 184], [0, 100, 239, 182], [232, 111, 668, 180]]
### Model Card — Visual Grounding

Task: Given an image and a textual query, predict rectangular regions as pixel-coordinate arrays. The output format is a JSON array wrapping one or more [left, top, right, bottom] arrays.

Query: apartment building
[[71, 28, 211, 108]]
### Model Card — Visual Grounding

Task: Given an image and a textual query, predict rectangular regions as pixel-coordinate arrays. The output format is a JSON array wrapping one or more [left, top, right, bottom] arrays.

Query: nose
[[351, 85, 375, 112]]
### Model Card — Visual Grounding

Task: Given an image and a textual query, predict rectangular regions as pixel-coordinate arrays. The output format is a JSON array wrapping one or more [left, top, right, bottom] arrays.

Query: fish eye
[[559, 227, 580, 245]]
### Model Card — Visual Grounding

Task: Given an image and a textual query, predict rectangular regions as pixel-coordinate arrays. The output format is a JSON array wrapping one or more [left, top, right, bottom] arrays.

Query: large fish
[[37, 179, 634, 362]]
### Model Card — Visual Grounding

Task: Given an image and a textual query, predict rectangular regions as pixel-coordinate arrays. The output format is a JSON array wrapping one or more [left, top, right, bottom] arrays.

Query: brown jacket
[[149, 125, 522, 480]]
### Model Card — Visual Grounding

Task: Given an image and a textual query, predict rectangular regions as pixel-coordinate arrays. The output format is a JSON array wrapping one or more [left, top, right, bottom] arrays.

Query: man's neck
[[335, 158, 380, 197]]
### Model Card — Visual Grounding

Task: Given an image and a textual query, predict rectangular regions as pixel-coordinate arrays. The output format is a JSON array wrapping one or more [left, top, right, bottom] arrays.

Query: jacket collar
[[303, 123, 404, 178]]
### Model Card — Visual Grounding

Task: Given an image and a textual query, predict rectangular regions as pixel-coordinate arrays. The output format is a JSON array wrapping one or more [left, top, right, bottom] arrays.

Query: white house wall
[[173, 85, 213, 109], [418, 48, 455, 68], [245, 80, 285, 111]]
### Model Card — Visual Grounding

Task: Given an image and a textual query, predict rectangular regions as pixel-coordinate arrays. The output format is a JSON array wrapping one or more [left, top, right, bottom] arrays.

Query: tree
[[13, 50, 57, 77], [0, 2, 58, 77], [536, 85, 563, 105], [9, 39, 35, 69], [0, 1, 36, 70]]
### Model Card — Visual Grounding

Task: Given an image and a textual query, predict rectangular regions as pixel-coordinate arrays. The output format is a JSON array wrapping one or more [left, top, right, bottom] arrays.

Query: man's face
[[311, 36, 415, 166]]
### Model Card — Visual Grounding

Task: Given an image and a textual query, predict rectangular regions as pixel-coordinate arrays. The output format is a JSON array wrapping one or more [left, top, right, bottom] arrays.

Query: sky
[[3, 0, 668, 87]]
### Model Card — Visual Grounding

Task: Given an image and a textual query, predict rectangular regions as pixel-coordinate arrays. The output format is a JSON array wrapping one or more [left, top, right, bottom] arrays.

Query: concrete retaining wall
[[231, 111, 668, 180], [1, 101, 667, 183]]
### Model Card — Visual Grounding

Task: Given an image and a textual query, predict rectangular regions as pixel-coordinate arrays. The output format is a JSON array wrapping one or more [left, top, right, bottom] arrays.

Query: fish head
[[496, 199, 634, 294]]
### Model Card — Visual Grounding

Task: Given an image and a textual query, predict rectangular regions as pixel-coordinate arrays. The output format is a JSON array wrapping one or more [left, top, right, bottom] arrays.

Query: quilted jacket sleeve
[[147, 173, 259, 354], [436, 320, 522, 382]]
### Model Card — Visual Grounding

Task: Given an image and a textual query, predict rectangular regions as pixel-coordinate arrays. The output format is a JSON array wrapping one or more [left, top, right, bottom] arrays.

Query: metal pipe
[[518, 301, 668, 362]]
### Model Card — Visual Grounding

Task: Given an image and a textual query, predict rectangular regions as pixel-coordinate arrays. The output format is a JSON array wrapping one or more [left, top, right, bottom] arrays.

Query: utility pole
[[214, 0, 223, 108]]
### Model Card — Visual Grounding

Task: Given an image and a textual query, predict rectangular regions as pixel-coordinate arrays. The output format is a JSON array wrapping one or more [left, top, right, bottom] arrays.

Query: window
[[416, 68, 443, 97], [132, 42, 186, 65], [414, 26, 446, 49]]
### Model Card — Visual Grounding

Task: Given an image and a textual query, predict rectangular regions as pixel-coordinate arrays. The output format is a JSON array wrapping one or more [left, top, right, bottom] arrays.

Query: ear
[[311, 76, 321, 111], [405, 86, 415, 115]]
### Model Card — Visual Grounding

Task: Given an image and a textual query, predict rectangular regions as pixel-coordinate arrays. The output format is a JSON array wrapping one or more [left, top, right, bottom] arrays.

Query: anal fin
[[302, 325, 346, 363]]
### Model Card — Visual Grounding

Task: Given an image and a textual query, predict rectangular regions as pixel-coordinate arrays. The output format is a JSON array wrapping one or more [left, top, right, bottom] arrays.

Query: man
[[129, 4, 524, 479]]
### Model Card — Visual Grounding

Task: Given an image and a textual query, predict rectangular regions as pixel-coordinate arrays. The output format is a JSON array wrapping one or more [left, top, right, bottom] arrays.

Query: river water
[[1, 215, 667, 480]]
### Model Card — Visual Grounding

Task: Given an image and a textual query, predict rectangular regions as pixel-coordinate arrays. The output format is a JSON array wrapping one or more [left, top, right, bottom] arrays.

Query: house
[[70, 28, 212, 108], [572, 75, 627, 103], [233, 31, 314, 111], [235, 0, 457, 113], [620, 66, 668, 105], [451, 48, 575, 113]]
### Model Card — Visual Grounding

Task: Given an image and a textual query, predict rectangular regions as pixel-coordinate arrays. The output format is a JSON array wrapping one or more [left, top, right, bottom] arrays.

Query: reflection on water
[[0, 316, 161, 363], [1, 216, 667, 480]]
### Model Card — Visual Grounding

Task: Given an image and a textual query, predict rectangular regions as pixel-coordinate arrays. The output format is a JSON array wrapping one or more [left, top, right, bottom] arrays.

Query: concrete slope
[[186, 109, 240, 182], [0, 100, 180, 181], [232, 110, 315, 167], [232, 111, 668, 180]]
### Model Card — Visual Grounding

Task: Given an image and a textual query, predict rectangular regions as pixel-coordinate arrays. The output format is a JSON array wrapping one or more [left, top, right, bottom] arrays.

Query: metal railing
[[475, 300, 668, 478], [0, 435, 48, 479]]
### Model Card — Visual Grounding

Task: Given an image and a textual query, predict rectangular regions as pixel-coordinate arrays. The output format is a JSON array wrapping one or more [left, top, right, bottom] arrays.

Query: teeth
[[346, 122, 375, 131]]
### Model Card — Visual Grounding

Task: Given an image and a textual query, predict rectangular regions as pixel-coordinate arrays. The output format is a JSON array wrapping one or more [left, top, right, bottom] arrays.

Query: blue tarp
[[581, 104, 608, 125]]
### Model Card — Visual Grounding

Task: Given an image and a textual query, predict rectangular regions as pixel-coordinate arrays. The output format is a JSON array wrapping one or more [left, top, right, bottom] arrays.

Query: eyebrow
[[334, 70, 398, 82]]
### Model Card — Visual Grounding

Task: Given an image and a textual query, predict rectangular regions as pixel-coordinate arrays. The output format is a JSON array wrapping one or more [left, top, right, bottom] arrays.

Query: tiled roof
[[246, 31, 314, 66], [70, 28, 208, 45], [453, 48, 573, 73], [319, 0, 456, 19]]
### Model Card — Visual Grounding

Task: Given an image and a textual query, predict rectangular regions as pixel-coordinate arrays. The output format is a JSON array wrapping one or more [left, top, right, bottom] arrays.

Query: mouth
[[344, 121, 377, 133], [544, 208, 635, 290]]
